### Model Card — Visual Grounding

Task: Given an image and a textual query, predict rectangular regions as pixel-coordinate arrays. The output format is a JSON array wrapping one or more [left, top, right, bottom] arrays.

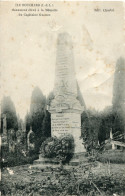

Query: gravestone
[[2, 114, 8, 147], [48, 33, 85, 153], [27, 127, 35, 151]]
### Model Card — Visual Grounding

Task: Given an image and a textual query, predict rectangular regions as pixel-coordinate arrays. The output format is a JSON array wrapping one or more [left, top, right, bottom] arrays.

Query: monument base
[[33, 151, 88, 168]]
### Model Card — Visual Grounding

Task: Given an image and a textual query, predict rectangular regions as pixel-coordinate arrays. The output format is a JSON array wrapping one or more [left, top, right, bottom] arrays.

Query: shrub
[[40, 134, 75, 164], [40, 136, 57, 158]]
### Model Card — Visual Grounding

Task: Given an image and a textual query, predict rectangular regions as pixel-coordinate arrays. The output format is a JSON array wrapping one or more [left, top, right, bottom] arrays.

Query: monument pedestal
[[51, 111, 85, 153]]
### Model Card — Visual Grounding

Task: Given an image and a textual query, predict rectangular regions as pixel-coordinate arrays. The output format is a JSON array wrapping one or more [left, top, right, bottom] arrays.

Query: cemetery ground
[[1, 151, 125, 196]]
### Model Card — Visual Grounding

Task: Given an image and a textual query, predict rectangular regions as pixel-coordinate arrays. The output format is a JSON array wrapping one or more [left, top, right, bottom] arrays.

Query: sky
[[0, 1, 125, 119]]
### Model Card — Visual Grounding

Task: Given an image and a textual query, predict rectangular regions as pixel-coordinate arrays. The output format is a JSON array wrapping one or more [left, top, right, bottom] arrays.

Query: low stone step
[[73, 152, 86, 159], [31, 164, 60, 170], [33, 158, 59, 165], [69, 158, 80, 166]]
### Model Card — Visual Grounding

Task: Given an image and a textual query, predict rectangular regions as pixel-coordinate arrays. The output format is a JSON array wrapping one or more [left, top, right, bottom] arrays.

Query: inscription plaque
[[51, 113, 85, 153], [51, 113, 80, 136]]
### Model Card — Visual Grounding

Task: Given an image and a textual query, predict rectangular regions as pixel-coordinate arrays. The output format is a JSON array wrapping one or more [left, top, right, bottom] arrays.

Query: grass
[[1, 152, 38, 168], [97, 150, 125, 163], [1, 160, 125, 196]]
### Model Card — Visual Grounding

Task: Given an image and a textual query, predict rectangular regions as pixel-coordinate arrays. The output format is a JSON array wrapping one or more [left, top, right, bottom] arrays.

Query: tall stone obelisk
[[48, 33, 85, 153]]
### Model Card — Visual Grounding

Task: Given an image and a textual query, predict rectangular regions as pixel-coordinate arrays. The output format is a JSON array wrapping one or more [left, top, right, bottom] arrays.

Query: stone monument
[[48, 33, 85, 153]]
